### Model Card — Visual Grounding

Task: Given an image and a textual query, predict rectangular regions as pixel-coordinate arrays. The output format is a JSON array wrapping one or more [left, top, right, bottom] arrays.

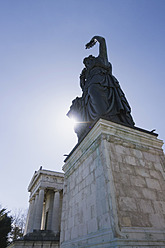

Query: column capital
[[39, 187, 45, 191], [35, 192, 39, 196], [29, 196, 35, 202], [53, 189, 62, 193], [53, 189, 59, 192]]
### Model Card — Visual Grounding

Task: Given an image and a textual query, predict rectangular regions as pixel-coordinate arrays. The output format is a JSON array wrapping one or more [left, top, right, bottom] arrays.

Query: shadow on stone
[[22, 230, 60, 241]]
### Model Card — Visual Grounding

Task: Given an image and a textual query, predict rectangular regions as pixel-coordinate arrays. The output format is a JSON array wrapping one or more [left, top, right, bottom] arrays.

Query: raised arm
[[85, 36, 108, 64]]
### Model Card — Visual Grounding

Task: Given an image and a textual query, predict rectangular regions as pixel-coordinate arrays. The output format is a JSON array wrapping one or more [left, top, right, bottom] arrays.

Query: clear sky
[[0, 0, 165, 212]]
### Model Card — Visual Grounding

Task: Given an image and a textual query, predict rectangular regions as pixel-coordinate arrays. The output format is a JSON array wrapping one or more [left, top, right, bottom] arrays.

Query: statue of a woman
[[68, 36, 135, 139]]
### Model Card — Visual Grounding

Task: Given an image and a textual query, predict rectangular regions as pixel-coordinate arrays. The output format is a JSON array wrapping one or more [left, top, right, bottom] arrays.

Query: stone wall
[[110, 136, 165, 231], [60, 119, 165, 247], [61, 135, 113, 245]]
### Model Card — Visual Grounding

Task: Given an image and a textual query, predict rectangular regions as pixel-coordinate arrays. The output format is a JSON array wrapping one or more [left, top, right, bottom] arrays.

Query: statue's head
[[83, 55, 95, 68]]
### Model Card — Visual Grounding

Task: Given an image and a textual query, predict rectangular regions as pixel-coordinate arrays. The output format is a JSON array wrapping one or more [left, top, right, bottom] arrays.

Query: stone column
[[41, 202, 46, 230], [30, 193, 39, 231], [59, 191, 63, 231], [33, 188, 45, 230], [24, 197, 35, 234], [51, 190, 60, 233], [46, 190, 54, 230]]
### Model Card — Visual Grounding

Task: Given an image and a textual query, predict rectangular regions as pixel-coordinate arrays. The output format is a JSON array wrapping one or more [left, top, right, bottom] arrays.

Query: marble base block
[[60, 119, 165, 248], [8, 241, 59, 248], [8, 230, 60, 248]]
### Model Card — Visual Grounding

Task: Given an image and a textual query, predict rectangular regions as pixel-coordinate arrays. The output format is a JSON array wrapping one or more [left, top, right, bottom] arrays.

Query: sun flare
[[69, 117, 78, 129]]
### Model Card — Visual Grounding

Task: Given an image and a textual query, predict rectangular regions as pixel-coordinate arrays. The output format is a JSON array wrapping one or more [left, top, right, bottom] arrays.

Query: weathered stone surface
[[135, 167, 150, 177], [150, 169, 162, 179], [113, 171, 131, 186], [125, 155, 137, 165], [121, 216, 132, 227], [146, 178, 161, 190], [149, 213, 165, 228], [118, 197, 137, 211], [142, 188, 157, 200], [119, 211, 151, 227], [120, 163, 135, 174], [130, 175, 147, 187], [61, 119, 165, 248], [138, 199, 154, 213]]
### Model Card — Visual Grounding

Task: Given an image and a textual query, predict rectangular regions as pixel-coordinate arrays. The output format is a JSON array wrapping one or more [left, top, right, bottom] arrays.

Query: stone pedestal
[[60, 118, 165, 248]]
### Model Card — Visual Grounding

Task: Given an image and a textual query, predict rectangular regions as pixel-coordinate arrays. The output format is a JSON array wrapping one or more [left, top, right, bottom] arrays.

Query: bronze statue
[[67, 36, 135, 140]]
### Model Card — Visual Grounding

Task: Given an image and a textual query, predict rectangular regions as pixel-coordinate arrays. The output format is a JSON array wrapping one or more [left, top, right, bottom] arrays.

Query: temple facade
[[24, 169, 64, 235]]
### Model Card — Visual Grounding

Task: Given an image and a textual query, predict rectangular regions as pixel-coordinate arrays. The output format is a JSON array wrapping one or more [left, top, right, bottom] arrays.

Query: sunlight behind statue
[[67, 36, 135, 140]]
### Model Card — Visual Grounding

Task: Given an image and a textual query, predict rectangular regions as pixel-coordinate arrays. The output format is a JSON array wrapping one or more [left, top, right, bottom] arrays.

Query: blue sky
[[0, 0, 165, 211]]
